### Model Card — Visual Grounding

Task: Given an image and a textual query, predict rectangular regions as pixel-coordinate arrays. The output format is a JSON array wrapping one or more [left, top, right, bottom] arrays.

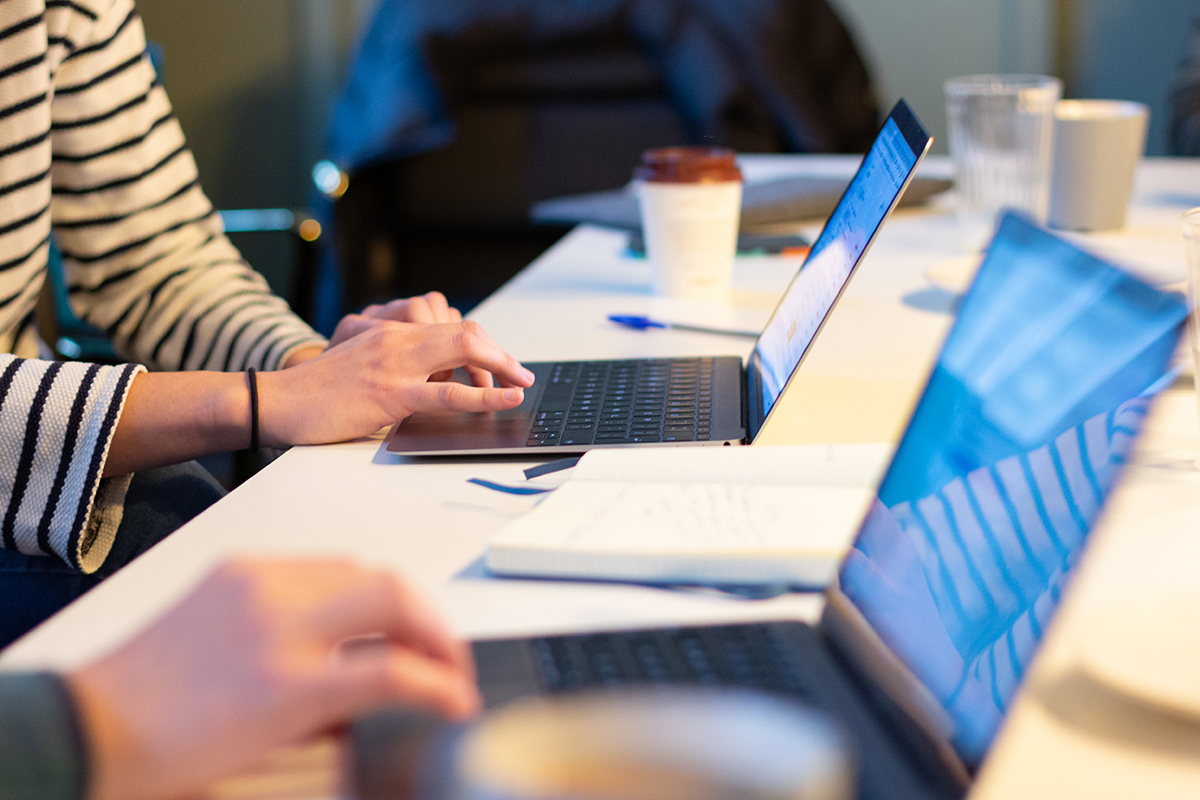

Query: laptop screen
[[836, 213, 1187, 766], [749, 101, 930, 433]]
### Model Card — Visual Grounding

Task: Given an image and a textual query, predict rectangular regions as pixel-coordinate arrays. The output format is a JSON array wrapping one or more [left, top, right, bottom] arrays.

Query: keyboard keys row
[[531, 626, 808, 695]]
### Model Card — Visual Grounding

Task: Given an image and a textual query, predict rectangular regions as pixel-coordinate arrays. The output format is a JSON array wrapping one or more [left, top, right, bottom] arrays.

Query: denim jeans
[[0, 461, 226, 649]]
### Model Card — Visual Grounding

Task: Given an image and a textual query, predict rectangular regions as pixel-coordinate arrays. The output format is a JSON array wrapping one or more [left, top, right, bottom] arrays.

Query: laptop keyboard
[[529, 625, 810, 697], [519, 625, 955, 800], [527, 358, 715, 447]]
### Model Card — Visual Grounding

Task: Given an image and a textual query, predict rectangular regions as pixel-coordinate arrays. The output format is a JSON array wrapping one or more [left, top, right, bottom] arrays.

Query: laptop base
[[473, 622, 962, 800], [386, 357, 747, 456]]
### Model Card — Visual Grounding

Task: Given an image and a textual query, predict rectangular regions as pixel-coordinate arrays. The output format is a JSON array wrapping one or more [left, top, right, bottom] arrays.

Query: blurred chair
[[41, 43, 325, 363], [314, 0, 880, 330]]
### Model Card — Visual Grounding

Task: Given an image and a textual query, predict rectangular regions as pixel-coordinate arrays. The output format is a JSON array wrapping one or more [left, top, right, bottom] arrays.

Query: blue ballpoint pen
[[608, 314, 760, 339]]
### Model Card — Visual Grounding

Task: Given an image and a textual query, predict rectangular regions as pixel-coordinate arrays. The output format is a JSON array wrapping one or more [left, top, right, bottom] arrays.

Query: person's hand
[[68, 558, 481, 800], [329, 292, 486, 385], [260, 318, 534, 446], [288, 292, 491, 385]]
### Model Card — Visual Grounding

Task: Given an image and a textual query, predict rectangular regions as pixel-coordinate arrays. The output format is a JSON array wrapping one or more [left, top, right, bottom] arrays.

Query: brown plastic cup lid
[[634, 147, 742, 183]]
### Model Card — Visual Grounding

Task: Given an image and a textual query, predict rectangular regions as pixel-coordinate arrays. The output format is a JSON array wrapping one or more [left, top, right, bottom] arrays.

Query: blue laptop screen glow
[[838, 214, 1187, 766], [753, 116, 918, 418]]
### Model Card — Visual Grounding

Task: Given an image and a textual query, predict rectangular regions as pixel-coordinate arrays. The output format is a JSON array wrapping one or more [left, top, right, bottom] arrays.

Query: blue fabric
[[0, 461, 226, 649]]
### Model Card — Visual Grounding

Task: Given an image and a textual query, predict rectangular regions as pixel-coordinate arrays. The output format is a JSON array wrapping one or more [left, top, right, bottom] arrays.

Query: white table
[[4, 156, 1199, 799]]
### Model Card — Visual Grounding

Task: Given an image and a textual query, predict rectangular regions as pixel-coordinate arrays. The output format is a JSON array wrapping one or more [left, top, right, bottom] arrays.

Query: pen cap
[[634, 147, 743, 184]]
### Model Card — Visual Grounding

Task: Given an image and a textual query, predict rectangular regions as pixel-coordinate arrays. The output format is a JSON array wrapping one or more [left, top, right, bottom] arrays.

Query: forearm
[[103, 372, 251, 478]]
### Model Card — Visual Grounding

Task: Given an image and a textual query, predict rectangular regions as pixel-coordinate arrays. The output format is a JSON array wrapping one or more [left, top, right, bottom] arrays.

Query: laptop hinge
[[740, 364, 752, 443], [820, 586, 972, 791]]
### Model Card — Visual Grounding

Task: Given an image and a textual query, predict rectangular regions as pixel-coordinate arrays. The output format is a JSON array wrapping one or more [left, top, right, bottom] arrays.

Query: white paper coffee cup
[[635, 147, 743, 301], [1048, 99, 1149, 232]]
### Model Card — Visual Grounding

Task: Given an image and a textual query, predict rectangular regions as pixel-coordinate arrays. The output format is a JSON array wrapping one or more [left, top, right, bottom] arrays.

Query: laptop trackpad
[[386, 366, 547, 454]]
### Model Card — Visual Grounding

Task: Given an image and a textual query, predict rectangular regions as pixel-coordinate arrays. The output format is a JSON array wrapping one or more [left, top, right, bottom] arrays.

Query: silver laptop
[[466, 214, 1189, 797], [387, 100, 932, 456]]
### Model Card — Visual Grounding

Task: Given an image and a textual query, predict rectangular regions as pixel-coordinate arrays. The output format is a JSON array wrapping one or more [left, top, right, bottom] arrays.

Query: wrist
[[65, 667, 138, 800], [253, 368, 292, 449], [205, 372, 256, 453]]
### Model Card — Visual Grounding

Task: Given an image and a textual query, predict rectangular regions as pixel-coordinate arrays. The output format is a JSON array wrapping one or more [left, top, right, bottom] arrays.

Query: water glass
[[945, 74, 1061, 251], [1182, 208, 1200, 437]]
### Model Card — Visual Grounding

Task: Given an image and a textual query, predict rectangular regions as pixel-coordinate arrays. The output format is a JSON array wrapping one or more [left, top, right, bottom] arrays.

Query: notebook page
[[490, 482, 874, 556], [571, 443, 893, 487]]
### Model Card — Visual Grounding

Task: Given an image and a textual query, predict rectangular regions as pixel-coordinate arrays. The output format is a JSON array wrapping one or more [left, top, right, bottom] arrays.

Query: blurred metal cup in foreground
[[944, 74, 1060, 251], [636, 147, 743, 301], [1181, 208, 1200, 442], [352, 689, 853, 800], [1048, 100, 1149, 232]]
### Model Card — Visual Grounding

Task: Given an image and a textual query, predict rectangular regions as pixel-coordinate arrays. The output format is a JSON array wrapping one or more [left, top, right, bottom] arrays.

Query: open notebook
[[486, 443, 892, 587]]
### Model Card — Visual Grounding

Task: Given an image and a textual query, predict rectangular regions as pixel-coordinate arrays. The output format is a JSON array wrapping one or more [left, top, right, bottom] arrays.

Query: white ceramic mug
[[1047, 100, 1149, 232], [636, 147, 743, 301], [457, 689, 854, 800]]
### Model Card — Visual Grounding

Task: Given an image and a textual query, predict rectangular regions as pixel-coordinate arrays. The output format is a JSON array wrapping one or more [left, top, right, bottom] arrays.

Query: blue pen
[[608, 314, 759, 339]]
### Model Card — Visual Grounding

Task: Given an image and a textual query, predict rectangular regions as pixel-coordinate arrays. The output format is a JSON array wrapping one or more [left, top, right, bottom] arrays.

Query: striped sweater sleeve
[[0, 354, 142, 572], [47, 0, 326, 372]]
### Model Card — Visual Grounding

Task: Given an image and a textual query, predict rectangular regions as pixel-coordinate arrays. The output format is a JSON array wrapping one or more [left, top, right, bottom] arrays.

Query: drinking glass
[[945, 74, 1061, 251], [1182, 208, 1200, 438]]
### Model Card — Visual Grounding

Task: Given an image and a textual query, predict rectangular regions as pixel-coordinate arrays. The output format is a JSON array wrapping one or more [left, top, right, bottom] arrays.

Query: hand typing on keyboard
[[257, 316, 536, 447], [287, 291, 502, 389], [104, 291, 537, 477]]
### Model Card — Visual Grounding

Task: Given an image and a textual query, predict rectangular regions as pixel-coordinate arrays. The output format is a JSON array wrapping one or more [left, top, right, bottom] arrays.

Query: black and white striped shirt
[[0, 0, 325, 571]]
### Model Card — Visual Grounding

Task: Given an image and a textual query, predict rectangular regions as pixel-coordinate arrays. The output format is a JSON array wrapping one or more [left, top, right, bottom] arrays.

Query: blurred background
[[138, 0, 1194, 209], [132, 0, 1195, 327]]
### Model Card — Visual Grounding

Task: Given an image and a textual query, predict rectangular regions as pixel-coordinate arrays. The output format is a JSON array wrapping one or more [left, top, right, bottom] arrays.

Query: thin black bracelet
[[246, 367, 259, 454]]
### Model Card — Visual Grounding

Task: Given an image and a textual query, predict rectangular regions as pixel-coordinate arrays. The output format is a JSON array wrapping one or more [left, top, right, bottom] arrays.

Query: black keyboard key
[[630, 639, 672, 683], [676, 634, 721, 685], [561, 434, 594, 445]]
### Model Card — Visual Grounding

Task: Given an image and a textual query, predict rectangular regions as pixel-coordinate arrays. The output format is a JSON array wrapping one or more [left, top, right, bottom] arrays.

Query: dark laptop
[[469, 214, 1189, 799], [386, 100, 932, 456]]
